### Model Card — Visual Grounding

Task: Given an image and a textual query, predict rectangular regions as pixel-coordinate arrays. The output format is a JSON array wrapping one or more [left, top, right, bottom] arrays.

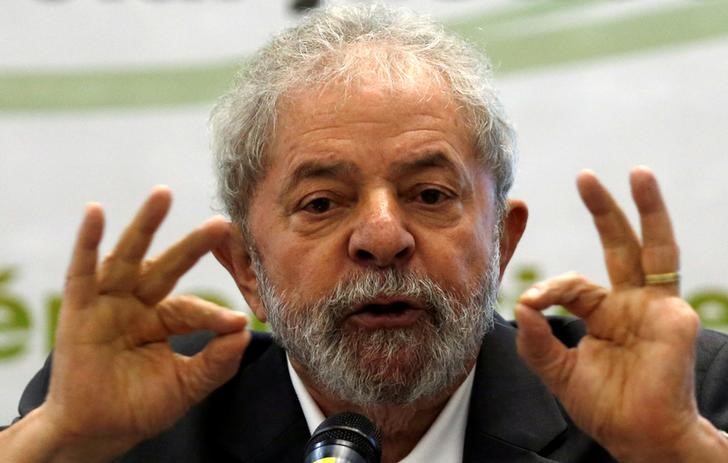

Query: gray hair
[[210, 3, 517, 232]]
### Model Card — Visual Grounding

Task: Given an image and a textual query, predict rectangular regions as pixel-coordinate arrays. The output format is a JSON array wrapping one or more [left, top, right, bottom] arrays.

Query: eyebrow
[[391, 151, 462, 177], [280, 151, 466, 200], [281, 160, 360, 197]]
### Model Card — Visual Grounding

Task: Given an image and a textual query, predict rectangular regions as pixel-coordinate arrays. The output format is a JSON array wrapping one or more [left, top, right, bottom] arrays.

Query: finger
[[577, 170, 643, 288], [630, 166, 680, 291], [126, 295, 248, 345], [98, 186, 172, 292], [64, 203, 104, 309], [134, 217, 229, 305], [518, 272, 608, 321], [176, 328, 251, 404], [515, 303, 574, 395], [155, 295, 248, 337]]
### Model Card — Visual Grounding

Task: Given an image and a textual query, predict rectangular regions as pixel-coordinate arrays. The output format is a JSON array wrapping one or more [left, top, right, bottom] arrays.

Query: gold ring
[[644, 272, 680, 285]]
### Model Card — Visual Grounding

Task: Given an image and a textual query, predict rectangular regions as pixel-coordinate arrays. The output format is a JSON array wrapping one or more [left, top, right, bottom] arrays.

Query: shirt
[[287, 357, 475, 462]]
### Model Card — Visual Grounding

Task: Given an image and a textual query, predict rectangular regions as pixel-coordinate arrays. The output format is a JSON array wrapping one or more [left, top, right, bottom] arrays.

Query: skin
[[1, 73, 727, 461]]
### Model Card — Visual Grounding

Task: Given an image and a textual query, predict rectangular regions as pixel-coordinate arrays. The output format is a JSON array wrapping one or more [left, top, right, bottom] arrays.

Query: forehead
[[267, 72, 477, 173]]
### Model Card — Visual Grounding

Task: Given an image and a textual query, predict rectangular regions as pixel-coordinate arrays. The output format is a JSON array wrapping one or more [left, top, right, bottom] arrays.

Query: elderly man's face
[[221, 73, 526, 405], [253, 77, 499, 305]]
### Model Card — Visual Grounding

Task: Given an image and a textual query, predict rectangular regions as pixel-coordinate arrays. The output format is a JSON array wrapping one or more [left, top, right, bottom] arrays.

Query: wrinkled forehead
[[268, 74, 476, 177], [278, 77, 463, 126]]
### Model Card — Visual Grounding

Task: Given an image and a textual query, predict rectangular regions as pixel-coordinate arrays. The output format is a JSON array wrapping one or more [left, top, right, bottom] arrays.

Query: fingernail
[[523, 286, 543, 299], [203, 215, 227, 225]]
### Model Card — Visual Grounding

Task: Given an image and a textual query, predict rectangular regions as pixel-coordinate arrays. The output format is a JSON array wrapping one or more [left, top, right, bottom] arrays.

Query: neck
[[292, 359, 475, 463]]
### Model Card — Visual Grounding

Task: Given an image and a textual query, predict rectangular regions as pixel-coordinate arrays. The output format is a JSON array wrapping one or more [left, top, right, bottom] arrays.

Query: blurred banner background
[[2, 0, 728, 424]]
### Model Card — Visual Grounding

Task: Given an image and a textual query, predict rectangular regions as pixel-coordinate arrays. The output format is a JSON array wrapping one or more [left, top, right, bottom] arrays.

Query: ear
[[497, 198, 528, 281], [212, 223, 268, 322]]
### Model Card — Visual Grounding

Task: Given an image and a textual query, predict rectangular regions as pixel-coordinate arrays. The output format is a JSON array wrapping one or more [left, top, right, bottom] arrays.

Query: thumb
[[515, 303, 574, 395], [176, 328, 251, 404]]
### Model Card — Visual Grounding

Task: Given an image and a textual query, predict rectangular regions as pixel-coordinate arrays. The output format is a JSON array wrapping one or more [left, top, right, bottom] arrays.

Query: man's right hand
[[1, 186, 250, 462]]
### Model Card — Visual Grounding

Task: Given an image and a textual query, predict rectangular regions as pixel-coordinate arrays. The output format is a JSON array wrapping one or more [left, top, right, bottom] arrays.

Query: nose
[[348, 190, 415, 268]]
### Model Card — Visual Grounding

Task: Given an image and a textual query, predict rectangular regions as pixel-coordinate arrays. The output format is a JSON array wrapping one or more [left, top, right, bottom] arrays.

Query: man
[[2, 4, 728, 462]]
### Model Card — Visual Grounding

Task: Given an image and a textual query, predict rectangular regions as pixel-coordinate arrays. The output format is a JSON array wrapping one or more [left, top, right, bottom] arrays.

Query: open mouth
[[348, 299, 425, 328], [359, 301, 412, 316]]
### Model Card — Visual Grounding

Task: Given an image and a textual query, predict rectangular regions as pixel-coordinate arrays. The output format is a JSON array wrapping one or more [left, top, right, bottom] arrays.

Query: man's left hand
[[515, 166, 728, 462]]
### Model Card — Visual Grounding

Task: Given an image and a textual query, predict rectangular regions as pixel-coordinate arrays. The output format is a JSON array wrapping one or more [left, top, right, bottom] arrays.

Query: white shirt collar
[[287, 356, 475, 462]]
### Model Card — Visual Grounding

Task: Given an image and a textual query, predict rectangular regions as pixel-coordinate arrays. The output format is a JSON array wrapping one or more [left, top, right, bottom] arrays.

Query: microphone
[[303, 412, 381, 463]]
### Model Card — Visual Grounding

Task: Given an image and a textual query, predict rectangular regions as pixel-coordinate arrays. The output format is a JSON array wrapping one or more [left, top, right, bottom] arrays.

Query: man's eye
[[303, 197, 333, 214], [418, 188, 448, 205]]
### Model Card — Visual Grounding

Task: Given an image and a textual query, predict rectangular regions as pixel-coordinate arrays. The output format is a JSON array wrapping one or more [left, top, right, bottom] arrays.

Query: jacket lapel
[[210, 336, 311, 462], [463, 316, 568, 462]]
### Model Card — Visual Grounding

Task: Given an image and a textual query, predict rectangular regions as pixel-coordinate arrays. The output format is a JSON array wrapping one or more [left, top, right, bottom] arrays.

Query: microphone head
[[303, 412, 381, 463]]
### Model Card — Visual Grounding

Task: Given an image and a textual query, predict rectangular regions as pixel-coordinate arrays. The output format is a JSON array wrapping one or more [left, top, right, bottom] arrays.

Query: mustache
[[304, 268, 457, 324]]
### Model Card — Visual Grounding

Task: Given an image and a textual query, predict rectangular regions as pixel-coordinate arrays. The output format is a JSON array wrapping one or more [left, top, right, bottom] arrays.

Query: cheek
[[259, 235, 346, 303], [250, 208, 342, 303], [426, 175, 499, 290], [459, 235, 492, 284], [425, 220, 495, 291]]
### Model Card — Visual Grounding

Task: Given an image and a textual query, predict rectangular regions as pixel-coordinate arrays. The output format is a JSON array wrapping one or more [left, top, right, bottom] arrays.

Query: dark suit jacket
[[12, 316, 728, 462]]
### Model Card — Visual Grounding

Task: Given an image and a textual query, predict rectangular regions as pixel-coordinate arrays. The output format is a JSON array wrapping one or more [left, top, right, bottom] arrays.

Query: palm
[[565, 292, 695, 442]]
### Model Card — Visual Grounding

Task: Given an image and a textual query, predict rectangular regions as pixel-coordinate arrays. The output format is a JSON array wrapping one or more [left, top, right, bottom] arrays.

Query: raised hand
[[29, 187, 250, 461], [515, 167, 727, 461]]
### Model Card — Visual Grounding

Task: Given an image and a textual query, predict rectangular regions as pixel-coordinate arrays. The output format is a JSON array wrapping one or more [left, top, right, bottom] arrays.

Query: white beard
[[251, 249, 500, 407]]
